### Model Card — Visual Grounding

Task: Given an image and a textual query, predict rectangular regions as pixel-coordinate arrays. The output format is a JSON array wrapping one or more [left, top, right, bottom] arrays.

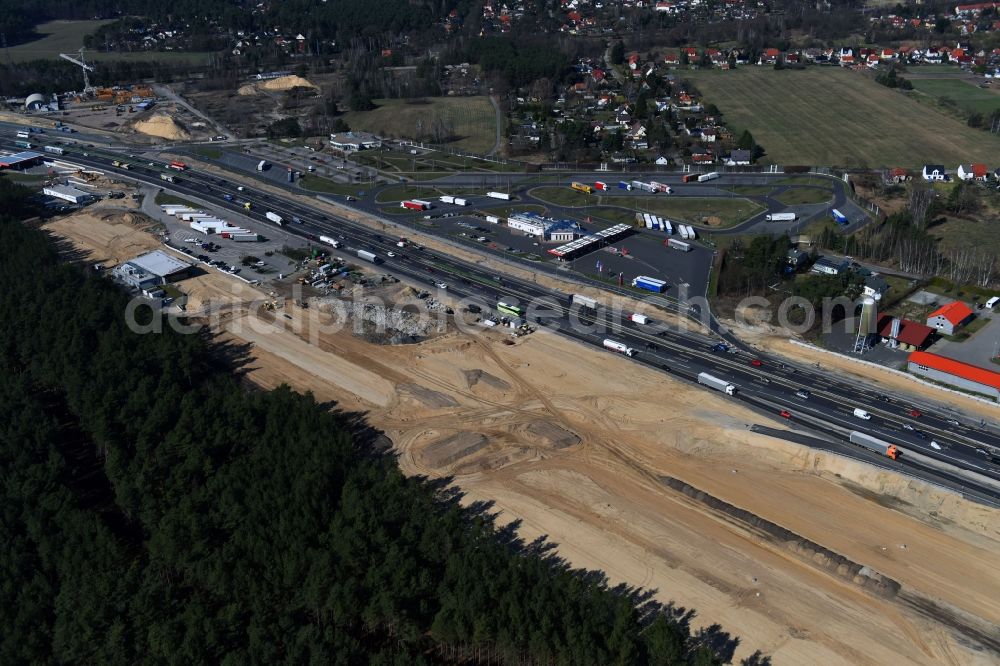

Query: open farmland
[[9, 21, 213, 63], [340, 97, 498, 154], [910, 78, 1000, 115], [684, 67, 1000, 167]]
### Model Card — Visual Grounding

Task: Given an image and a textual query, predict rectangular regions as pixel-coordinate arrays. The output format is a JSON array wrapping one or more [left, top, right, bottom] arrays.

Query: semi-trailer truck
[[452, 197, 468, 206], [571, 293, 598, 309], [650, 181, 672, 194], [265, 211, 283, 225], [697, 372, 737, 396], [766, 212, 797, 222], [630, 313, 649, 324], [570, 182, 592, 194], [682, 174, 698, 183], [697, 172, 719, 182], [618, 181, 633, 191], [594, 181, 608, 191], [43, 145, 64, 155], [168, 160, 187, 171], [160, 173, 175, 183], [603, 339, 635, 357], [632, 276, 667, 293], [319, 235, 341, 248], [440, 195, 455, 204], [667, 238, 691, 252], [631, 181, 655, 192], [486, 191, 511, 200], [684, 225, 697, 240], [401, 200, 426, 211], [411, 199, 433, 209], [357, 250, 381, 263], [849, 431, 899, 460]]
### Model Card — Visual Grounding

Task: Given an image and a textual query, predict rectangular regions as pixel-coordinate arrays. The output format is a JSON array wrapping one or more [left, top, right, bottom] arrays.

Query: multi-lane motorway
[[9, 136, 1000, 504]]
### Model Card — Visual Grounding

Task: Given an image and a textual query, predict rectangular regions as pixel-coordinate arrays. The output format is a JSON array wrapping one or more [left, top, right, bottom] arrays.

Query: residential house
[[922, 164, 947, 181], [810, 256, 848, 275], [725, 149, 752, 166], [863, 274, 890, 298], [957, 163, 989, 181], [888, 167, 909, 183], [876, 314, 935, 351], [786, 248, 810, 269], [926, 300, 975, 335], [655, 156, 671, 165], [761, 48, 781, 64]]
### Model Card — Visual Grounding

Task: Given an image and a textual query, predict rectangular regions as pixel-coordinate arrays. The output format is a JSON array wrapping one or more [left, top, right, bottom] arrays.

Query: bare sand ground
[[44, 208, 1000, 665]]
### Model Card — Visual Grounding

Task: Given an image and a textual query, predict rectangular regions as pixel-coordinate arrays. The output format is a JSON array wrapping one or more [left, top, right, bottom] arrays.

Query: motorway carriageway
[[21, 144, 1000, 501]]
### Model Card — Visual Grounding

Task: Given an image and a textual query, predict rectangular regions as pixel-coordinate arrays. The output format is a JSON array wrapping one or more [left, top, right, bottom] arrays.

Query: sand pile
[[237, 84, 259, 96], [133, 113, 190, 140], [260, 75, 318, 91]]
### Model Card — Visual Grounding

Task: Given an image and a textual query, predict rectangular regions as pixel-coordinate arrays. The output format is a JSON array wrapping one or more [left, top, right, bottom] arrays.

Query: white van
[[985, 296, 1000, 309], [853, 408, 872, 420]]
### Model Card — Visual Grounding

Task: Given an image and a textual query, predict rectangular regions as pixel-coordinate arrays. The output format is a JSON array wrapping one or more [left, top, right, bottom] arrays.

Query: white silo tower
[[854, 296, 878, 353]]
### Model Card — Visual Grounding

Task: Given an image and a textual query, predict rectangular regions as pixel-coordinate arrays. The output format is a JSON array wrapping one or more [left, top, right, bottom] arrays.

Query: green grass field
[[910, 78, 1000, 115], [9, 21, 214, 63], [297, 177, 361, 196], [683, 67, 1000, 167], [774, 187, 833, 205], [340, 97, 498, 155], [530, 187, 761, 226]]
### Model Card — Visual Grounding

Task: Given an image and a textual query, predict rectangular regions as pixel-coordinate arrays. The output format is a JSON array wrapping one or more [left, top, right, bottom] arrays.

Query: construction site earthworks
[[45, 206, 1000, 666]]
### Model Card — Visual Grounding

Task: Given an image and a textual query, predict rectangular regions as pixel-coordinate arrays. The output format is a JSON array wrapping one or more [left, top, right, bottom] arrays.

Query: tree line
[[0, 190, 752, 664]]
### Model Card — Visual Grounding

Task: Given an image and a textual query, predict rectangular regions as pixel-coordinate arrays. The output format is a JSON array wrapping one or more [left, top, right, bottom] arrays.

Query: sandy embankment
[[43, 209, 1000, 666]]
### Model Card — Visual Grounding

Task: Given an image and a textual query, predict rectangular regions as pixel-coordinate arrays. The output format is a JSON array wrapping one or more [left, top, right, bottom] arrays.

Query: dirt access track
[[46, 208, 1000, 665]]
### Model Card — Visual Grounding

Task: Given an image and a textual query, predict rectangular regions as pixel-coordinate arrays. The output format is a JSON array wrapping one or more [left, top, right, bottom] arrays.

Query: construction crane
[[59, 48, 95, 96]]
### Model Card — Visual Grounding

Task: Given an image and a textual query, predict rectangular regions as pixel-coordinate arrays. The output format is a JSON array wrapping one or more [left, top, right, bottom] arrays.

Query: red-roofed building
[[908, 351, 1000, 399], [762, 48, 781, 63], [926, 300, 975, 335], [628, 53, 640, 70], [876, 314, 935, 351], [592, 68, 606, 82]]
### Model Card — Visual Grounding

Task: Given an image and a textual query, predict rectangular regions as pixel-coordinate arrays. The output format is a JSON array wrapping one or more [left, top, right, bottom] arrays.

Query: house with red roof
[[627, 53, 640, 70], [926, 300, 975, 335], [908, 351, 1000, 399], [876, 315, 935, 351], [957, 163, 989, 181], [761, 48, 781, 64]]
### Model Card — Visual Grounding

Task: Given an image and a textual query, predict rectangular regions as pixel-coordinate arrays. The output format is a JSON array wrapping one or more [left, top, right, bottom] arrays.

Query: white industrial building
[[329, 131, 382, 152], [123, 250, 193, 284], [43, 184, 93, 204], [507, 212, 582, 241]]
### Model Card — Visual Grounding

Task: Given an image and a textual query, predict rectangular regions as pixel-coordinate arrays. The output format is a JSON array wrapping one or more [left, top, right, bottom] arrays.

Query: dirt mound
[[524, 420, 580, 449], [420, 432, 489, 468], [133, 113, 190, 140], [704, 215, 723, 226], [463, 369, 511, 392], [237, 84, 259, 96], [397, 383, 459, 409], [260, 75, 318, 92]]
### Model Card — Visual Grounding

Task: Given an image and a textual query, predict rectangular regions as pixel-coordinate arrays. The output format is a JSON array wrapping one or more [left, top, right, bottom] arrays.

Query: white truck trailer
[[265, 211, 283, 225], [572, 294, 598, 309], [765, 212, 797, 221], [603, 339, 635, 357], [697, 372, 737, 396]]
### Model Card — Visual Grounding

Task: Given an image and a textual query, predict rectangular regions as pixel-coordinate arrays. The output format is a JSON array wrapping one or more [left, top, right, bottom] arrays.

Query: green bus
[[497, 301, 524, 317]]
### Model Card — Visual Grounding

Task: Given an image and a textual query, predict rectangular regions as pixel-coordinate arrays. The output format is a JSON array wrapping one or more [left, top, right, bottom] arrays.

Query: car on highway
[[909, 408, 922, 418], [930, 441, 942, 450], [795, 389, 811, 399], [946, 418, 960, 427], [711, 343, 729, 353], [386, 251, 396, 257], [902, 424, 915, 431], [434, 282, 448, 290], [779, 410, 792, 419], [750, 359, 763, 367]]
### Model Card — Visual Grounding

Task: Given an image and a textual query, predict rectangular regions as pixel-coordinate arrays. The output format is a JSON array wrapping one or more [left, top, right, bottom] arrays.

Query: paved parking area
[[927, 309, 1000, 370]]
